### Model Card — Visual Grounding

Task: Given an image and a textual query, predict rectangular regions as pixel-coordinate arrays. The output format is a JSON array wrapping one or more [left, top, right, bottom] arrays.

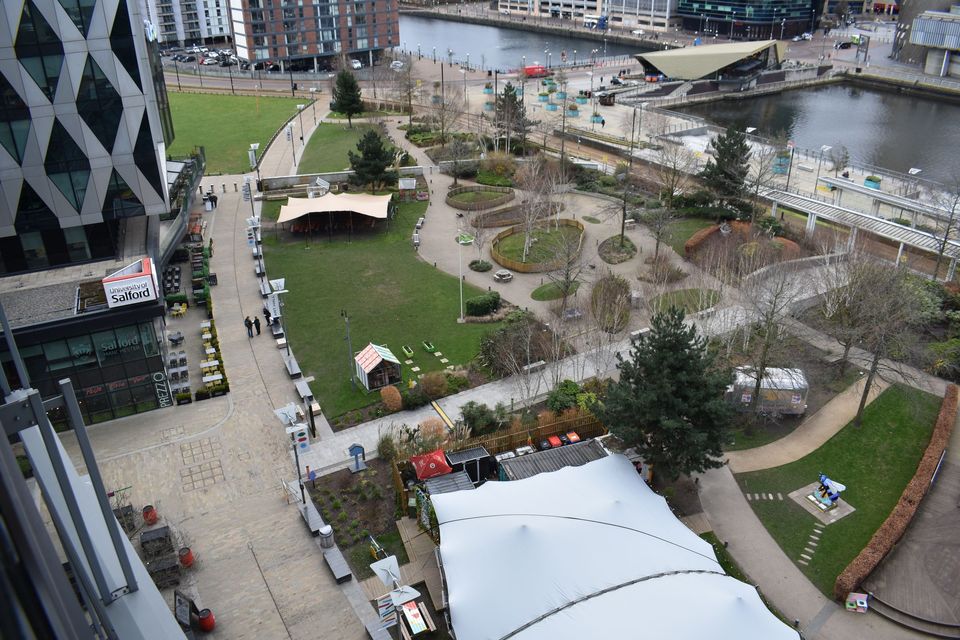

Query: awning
[[277, 193, 392, 224], [636, 40, 784, 80]]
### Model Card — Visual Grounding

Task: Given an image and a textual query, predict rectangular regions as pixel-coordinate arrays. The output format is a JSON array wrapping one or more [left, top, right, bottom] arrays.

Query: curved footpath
[[58, 103, 950, 639]]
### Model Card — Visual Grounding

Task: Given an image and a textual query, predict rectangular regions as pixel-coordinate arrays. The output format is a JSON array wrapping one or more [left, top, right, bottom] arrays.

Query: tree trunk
[[750, 337, 772, 413], [654, 236, 661, 262], [853, 351, 881, 427], [837, 339, 853, 378]]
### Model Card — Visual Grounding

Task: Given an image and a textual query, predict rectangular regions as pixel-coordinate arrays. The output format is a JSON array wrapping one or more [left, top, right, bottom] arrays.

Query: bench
[[300, 498, 324, 536], [322, 548, 352, 584], [295, 379, 314, 402], [259, 281, 271, 298], [255, 263, 265, 277], [624, 218, 636, 228], [521, 360, 547, 373], [271, 321, 284, 338], [797, 164, 814, 173], [252, 246, 262, 259], [276, 337, 287, 350], [285, 355, 302, 379]]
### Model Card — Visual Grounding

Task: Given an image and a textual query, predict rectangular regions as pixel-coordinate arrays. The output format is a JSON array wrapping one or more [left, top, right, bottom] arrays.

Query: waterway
[[677, 83, 960, 184], [398, 15, 642, 71]]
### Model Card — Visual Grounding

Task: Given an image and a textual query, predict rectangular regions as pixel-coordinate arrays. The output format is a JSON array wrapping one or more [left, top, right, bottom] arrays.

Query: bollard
[[197, 186, 203, 196], [221, 183, 226, 193], [234, 182, 238, 192]]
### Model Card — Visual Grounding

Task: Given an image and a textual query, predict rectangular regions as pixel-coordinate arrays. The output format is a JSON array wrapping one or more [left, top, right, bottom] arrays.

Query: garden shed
[[354, 343, 402, 391], [727, 366, 809, 415], [445, 446, 493, 486], [432, 455, 800, 640]]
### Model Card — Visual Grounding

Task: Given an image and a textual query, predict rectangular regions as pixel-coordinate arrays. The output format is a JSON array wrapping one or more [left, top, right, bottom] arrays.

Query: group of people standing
[[244, 307, 274, 338]]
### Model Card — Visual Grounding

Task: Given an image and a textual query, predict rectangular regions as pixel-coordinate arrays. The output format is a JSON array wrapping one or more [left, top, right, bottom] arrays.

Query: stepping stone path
[[411, 366, 420, 372], [404, 359, 414, 365], [798, 523, 824, 566], [434, 352, 443, 357], [745, 492, 784, 502], [440, 358, 449, 364]]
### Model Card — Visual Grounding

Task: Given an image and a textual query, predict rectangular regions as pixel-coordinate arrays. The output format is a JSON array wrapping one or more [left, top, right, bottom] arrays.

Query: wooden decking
[[862, 459, 960, 626], [359, 518, 445, 612]]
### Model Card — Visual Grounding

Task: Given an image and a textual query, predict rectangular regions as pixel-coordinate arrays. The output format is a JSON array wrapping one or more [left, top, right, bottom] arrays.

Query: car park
[[493, 269, 513, 283], [182, 55, 196, 62]]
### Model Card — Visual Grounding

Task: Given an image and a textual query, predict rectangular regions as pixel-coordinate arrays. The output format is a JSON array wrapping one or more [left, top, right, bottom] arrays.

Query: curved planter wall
[[490, 219, 585, 273], [445, 185, 515, 211]]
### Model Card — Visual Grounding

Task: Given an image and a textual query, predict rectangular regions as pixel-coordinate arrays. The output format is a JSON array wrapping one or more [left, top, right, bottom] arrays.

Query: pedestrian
[[601, 118, 606, 128], [244, 316, 253, 337], [210, 194, 218, 209], [253, 317, 261, 335], [264, 306, 272, 326]]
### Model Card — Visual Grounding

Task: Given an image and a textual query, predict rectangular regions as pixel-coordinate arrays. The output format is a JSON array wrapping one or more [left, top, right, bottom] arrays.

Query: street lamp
[[456, 231, 474, 322], [418, 43, 421, 59], [573, 49, 577, 65], [815, 145, 832, 195], [466, 52, 470, 70], [460, 68, 468, 106], [248, 142, 261, 190], [780, 18, 786, 40], [296, 104, 306, 144], [433, 46, 436, 63], [309, 88, 317, 123]]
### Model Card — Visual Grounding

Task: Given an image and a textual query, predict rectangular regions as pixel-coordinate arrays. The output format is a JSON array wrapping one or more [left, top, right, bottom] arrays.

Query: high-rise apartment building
[[1, 0, 203, 423], [139, 0, 231, 48], [675, 0, 819, 38], [230, 0, 400, 70]]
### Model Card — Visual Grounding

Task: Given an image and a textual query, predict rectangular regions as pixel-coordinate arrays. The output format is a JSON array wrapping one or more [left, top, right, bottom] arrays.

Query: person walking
[[253, 317, 261, 335], [244, 316, 253, 337], [264, 307, 272, 326]]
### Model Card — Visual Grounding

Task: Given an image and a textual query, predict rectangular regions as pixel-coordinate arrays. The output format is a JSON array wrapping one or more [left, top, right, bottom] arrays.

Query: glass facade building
[[676, 0, 820, 38], [2, 320, 172, 425]]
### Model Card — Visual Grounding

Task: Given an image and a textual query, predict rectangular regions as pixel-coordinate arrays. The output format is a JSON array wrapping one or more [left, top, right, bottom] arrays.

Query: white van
[[350, 59, 362, 70]]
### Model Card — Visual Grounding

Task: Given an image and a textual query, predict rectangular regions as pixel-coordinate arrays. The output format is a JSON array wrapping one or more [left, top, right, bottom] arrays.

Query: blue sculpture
[[815, 473, 846, 508]]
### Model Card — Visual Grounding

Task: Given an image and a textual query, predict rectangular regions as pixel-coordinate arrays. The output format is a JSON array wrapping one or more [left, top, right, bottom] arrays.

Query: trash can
[[204, 199, 213, 212], [319, 525, 335, 549]]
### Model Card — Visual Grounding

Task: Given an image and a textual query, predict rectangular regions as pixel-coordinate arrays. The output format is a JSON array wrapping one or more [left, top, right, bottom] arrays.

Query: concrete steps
[[868, 594, 960, 639]]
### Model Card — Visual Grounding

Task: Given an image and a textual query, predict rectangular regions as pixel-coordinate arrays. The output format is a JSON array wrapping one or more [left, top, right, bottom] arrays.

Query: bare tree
[[931, 173, 960, 281], [829, 145, 850, 177], [432, 90, 464, 149], [514, 156, 559, 263], [648, 140, 698, 261], [393, 57, 417, 126], [544, 222, 587, 321], [447, 136, 474, 187], [468, 212, 490, 261], [746, 131, 788, 221]]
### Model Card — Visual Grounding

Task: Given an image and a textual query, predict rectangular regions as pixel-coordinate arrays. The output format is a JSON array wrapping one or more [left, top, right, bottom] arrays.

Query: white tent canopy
[[432, 455, 799, 640], [277, 193, 392, 224]]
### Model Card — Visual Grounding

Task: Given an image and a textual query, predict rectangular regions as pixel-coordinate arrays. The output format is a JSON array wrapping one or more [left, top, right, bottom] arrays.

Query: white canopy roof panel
[[433, 455, 798, 640], [277, 193, 392, 224]]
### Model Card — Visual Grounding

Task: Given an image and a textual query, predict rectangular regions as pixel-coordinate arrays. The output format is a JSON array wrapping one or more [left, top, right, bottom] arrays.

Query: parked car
[[609, 77, 623, 86], [390, 60, 404, 71], [182, 55, 196, 62], [834, 41, 854, 49], [350, 59, 362, 70], [493, 269, 513, 283], [801, 32, 813, 40]]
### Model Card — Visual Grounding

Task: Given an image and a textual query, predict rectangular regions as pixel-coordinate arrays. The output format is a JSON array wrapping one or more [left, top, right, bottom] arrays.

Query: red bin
[[142, 505, 158, 526], [178, 547, 194, 568], [198, 608, 216, 632]]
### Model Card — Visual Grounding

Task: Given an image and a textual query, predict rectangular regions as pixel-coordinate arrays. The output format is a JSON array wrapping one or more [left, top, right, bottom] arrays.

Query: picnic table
[[295, 379, 313, 401], [202, 373, 223, 384]]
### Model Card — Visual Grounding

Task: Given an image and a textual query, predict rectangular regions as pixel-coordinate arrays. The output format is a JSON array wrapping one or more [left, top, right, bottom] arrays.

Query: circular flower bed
[[469, 259, 492, 272], [446, 185, 515, 211], [490, 219, 585, 273]]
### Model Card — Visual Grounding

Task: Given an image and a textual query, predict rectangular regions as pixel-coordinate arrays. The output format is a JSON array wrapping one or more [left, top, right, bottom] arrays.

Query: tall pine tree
[[594, 307, 732, 480], [348, 130, 395, 189], [332, 70, 363, 127], [700, 124, 751, 205], [495, 82, 534, 153]]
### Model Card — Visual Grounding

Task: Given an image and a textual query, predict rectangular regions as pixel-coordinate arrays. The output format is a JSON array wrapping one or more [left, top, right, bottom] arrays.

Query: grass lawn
[[651, 288, 720, 314], [582, 216, 602, 224], [326, 110, 397, 120], [166, 92, 302, 173], [531, 281, 581, 301], [261, 199, 283, 221], [496, 227, 581, 264], [263, 199, 501, 418], [346, 527, 409, 580], [297, 123, 375, 175], [736, 384, 940, 596], [448, 190, 506, 205], [666, 218, 714, 255]]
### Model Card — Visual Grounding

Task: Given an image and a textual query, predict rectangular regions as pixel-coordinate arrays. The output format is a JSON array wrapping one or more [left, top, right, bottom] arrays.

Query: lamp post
[[466, 52, 470, 70], [248, 142, 261, 191], [340, 310, 356, 388], [418, 43, 422, 59], [296, 104, 306, 144], [573, 49, 577, 65], [460, 68, 468, 107], [173, 58, 182, 91], [784, 140, 796, 191], [309, 88, 317, 123], [456, 231, 474, 322], [433, 46, 436, 63], [700, 13, 705, 34], [780, 18, 786, 40], [815, 145, 832, 195], [286, 124, 297, 168]]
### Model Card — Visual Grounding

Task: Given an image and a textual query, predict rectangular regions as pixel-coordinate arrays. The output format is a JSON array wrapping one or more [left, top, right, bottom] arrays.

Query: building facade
[[893, 0, 955, 64], [675, 0, 820, 38], [139, 0, 231, 48], [606, 0, 680, 31], [908, 5, 960, 76], [1, 0, 198, 423], [230, 0, 399, 70]]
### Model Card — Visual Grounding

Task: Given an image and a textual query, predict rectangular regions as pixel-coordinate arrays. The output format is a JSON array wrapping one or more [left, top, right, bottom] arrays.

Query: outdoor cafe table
[[199, 360, 220, 369], [201, 332, 212, 341], [202, 373, 223, 384]]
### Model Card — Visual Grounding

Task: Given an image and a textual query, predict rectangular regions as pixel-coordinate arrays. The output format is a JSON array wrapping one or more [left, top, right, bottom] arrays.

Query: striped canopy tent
[[277, 193, 394, 238], [354, 343, 402, 391]]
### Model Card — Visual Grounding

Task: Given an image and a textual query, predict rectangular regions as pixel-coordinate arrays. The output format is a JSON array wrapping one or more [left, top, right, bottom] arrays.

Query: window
[[76, 56, 123, 152], [68, 335, 97, 368], [20, 232, 48, 270], [0, 72, 31, 163], [15, 0, 65, 100]]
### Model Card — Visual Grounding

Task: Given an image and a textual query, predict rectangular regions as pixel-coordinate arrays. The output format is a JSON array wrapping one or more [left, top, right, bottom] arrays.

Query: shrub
[[419, 417, 447, 441], [380, 385, 403, 412], [481, 151, 516, 177], [684, 225, 720, 257], [421, 371, 448, 398], [194, 388, 210, 401], [590, 274, 631, 333], [469, 259, 493, 272], [445, 371, 470, 394], [465, 291, 502, 317], [756, 216, 784, 236], [165, 293, 188, 306], [834, 384, 959, 600], [547, 379, 581, 414], [460, 401, 495, 432], [401, 385, 430, 409], [477, 171, 513, 187], [865, 175, 881, 182]]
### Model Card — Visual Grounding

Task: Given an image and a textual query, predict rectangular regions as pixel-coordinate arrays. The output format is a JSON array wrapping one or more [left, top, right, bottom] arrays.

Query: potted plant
[[576, 91, 589, 104], [864, 175, 882, 189], [194, 388, 211, 402], [484, 101, 495, 111], [538, 91, 549, 102], [591, 112, 603, 123], [556, 88, 567, 100], [483, 82, 494, 94], [566, 103, 579, 117], [546, 101, 558, 111], [175, 392, 192, 405]]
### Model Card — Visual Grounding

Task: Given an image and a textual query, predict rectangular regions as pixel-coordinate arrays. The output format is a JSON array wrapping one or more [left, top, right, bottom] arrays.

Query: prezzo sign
[[102, 258, 158, 309], [154, 372, 172, 408]]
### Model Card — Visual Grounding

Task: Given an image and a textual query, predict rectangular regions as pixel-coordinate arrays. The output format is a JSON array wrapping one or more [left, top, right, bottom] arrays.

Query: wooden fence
[[445, 185, 515, 211], [490, 218, 584, 273]]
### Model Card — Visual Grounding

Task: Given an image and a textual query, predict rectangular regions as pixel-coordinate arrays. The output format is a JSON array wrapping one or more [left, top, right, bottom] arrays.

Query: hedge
[[683, 224, 720, 258], [465, 291, 501, 317], [833, 384, 959, 601]]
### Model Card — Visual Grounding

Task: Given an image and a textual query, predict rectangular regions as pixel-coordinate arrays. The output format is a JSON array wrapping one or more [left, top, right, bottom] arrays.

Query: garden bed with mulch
[[598, 235, 637, 264]]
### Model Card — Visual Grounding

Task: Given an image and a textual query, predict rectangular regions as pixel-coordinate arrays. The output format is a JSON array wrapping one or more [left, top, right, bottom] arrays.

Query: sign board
[[102, 258, 158, 309], [398, 178, 417, 190], [269, 278, 286, 292], [265, 292, 283, 320]]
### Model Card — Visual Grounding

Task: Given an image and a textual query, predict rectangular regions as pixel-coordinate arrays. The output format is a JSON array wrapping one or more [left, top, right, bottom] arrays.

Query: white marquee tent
[[432, 454, 799, 640], [276, 193, 392, 224]]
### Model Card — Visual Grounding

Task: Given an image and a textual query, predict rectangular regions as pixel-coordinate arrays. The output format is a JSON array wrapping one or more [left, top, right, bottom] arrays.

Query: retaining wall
[[445, 185, 515, 211], [490, 218, 585, 273]]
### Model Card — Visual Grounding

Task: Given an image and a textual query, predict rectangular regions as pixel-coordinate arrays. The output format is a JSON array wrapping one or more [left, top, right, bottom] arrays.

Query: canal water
[[677, 83, 960, 184], [398, 15, 643, 71]]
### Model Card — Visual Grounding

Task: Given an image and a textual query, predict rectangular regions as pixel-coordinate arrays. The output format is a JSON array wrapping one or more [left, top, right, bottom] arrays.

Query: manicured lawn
[[666, 218, 714, 255], [260, 199, 283, 221], [448, 190, 505, 205], [166, 92, 302, 173], [496, 227, 582, 264], [651, 288, 720, 314], [736, 384, 940, 596], [297, 123, 375, 175], [531, 281, 581, 301], [263, 199, 501, 418]]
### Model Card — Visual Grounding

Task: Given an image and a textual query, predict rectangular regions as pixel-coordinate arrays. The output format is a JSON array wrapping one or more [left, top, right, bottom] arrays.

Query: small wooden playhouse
[[354, 343, 402, 391]]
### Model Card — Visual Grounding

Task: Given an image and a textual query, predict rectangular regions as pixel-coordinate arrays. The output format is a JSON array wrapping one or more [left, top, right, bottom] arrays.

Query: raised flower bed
[[590, 113, 603, 123], [484, 101, 495, 111], [555, 90, 567, 100], [546, 102, 558, 111], [538, 92, 549, 102], [482, 83, 494, 95], [864, 175, 882, 190]]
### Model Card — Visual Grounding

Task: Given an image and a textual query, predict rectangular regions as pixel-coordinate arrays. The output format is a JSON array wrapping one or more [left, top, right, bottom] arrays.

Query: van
[[350, 59, 362, 70], [390, 60, 404, 71]]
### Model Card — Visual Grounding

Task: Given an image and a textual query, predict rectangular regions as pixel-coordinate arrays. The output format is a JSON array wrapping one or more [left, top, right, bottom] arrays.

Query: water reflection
[[677, 84, 960, 183]]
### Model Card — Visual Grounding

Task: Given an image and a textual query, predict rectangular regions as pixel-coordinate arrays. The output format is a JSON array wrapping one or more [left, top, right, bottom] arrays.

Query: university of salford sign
[[102, 258, 158, 309]]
